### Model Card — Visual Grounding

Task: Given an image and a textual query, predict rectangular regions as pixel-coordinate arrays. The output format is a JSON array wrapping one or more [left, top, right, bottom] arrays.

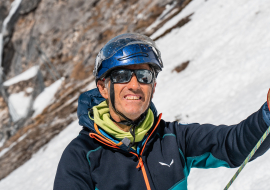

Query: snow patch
[[137, 13, 143, 19], [32, 78, 64, 117], [8, 92, 31, 119], [26, 87, 34, 93], [3, 66, 39, 86]]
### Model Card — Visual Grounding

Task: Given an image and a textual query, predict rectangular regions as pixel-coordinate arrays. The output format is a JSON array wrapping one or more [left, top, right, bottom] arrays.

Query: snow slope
[[0, 120, 81, 190], [0, 0, 270, 189]]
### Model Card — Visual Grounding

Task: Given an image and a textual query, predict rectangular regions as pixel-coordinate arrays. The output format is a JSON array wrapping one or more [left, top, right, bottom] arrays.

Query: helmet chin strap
[[109, 76, 155, 150]]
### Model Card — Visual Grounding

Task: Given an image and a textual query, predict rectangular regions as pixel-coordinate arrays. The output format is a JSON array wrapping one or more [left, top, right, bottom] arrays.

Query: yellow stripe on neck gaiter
[[92, 101, 154, 143]]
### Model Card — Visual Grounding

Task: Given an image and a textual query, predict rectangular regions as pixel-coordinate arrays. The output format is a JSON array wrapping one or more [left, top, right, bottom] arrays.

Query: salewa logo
[[159, 159, 174, 167]]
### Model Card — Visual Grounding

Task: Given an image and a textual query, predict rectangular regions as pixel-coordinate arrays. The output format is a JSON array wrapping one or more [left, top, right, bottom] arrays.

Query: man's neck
[[110, 109, 135, 132], [110, 111, 131, 132], [114, 122, 131, 132]]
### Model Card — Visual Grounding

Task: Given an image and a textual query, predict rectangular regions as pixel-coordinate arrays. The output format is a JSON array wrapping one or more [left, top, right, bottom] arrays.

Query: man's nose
[[127, 74, 140, 89]]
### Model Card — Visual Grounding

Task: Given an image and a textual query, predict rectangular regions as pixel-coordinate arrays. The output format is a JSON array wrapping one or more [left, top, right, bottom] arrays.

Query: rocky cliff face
[[0, 0, 192, 180], [5, 0, 169, 80]]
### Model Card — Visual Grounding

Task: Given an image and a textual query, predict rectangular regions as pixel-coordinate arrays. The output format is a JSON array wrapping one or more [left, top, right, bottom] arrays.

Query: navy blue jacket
[[54, 88, 270, 190]]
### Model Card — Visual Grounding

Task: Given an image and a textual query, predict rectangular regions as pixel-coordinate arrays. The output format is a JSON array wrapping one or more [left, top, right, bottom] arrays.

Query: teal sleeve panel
[[169, 178, 188, 190], [187, 152, 230, 170], [168, 151, 230, 190]]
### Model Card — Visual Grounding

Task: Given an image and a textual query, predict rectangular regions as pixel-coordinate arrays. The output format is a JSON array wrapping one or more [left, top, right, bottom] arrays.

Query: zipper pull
[[136, 157, 143, 169]]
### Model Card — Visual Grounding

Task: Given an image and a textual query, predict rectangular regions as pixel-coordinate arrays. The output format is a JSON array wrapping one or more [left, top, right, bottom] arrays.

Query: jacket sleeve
[[53, 134, 95, 190], [178, 102, 270, 168]]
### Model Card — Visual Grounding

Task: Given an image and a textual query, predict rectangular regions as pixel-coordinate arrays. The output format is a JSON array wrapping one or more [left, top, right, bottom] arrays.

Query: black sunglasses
[[109, 69, 154, 84]]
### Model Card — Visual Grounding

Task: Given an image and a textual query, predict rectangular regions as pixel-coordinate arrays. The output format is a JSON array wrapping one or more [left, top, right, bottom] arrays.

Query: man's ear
[[97, 80, 109, 99]]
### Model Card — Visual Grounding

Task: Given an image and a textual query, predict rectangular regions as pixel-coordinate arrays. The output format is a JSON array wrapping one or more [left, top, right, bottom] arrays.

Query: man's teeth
[[125, 96, 140, 100]]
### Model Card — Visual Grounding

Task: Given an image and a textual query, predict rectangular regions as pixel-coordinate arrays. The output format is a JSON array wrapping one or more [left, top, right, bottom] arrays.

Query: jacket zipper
[[89, 113, 162, 190]]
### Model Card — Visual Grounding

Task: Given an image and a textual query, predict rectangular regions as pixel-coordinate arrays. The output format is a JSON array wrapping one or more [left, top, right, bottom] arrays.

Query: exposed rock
[[0, 0, 12, 29], [2, 39, 14, 75], [6, 0, 175, 81], [172, 60, 190, 73], [1, 1, 21, 40], [0, 5, 8, 30], [20, 0, 41, 15], [0, 96, 9, 129], [1, 0, 22, 85]]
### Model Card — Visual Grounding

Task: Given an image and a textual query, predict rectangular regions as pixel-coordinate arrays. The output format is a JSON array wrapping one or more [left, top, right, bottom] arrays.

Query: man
[[54, 33, 270, 190]]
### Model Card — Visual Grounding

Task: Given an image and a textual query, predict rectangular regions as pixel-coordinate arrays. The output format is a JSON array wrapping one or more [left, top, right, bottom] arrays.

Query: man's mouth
[[124, 95, 141, 100]]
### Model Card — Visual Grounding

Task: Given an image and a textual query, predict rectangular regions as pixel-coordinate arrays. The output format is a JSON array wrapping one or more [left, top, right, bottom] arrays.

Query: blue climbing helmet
[[94, 33, 163, 80]]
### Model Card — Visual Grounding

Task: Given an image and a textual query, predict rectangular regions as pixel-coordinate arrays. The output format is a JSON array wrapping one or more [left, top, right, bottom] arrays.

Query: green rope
[[224, 125, 270, 190]]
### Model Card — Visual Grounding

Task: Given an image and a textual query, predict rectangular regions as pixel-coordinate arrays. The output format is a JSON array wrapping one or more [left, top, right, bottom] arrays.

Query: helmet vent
[[118, 52, 149, 61]]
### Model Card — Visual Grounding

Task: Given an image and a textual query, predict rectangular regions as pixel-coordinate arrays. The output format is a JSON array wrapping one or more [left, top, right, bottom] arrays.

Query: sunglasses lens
[[110, 69, 153, 84], [111, 70, 132, 83], [135, 70, 153, 84]]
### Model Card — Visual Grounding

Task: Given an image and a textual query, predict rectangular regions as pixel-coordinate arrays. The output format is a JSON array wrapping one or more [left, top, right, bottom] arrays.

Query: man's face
[[97, 64, 156, 121]]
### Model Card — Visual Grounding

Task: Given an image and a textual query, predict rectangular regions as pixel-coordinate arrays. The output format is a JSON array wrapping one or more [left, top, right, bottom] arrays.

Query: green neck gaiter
[[92, 101, 154, 143]]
